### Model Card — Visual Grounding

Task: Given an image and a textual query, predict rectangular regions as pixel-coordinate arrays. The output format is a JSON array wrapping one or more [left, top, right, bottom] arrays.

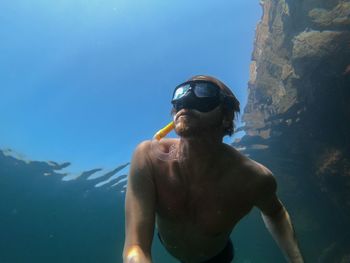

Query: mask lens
[[193, 82, 219, 98], [171, 81, 222, 112], [173, 84, 191, 101]]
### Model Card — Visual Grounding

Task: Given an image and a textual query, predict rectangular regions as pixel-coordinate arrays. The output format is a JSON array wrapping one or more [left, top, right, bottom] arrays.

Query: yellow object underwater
[[154, 121, 174, 141]]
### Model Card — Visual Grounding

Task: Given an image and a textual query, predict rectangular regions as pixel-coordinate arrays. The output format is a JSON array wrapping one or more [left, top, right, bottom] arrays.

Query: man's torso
[[149, 139, 261, 262]]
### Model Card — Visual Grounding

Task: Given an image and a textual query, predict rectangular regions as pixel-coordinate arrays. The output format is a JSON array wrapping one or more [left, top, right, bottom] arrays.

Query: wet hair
[[171, 75, 240, 137]]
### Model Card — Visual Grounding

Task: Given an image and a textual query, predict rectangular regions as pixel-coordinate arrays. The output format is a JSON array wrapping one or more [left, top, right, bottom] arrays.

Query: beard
[[175, 121, 201, 137], [174, 116, 222, 138]]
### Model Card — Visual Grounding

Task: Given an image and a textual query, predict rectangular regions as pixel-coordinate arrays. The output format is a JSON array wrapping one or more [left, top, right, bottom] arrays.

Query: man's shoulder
[[225, 145, 274, 184], [229, 146, 273, 177], [222, 143, 247, 161], [134, 139, 179, 163], [239, 156, 276, 195], [135, 140, 153, 150], [132, 140, 154, 165], [245, 159, 273, 177], [222, 145, 269, 173]]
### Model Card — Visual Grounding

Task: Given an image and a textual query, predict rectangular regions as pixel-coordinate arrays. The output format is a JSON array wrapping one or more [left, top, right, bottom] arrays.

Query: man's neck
[[176, 133, 223, 181]]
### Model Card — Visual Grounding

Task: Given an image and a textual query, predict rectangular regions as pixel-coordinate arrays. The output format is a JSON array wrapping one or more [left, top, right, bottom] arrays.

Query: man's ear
[[222, 117, 229, 125], [223, 107, 233, 119], [221, 107, 233, 128], [222, 114, 231, 128]]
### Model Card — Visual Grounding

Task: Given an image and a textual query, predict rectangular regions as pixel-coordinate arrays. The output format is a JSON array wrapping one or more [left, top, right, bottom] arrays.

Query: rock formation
[[234, 0, 350, 261]]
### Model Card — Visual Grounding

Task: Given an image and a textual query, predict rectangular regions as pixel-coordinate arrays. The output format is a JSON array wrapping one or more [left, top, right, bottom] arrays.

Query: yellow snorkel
[[153, 121, 175, 141], [151, 121, 178, 161]]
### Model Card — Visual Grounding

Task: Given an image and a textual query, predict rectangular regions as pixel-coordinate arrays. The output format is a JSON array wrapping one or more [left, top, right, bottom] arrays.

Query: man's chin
[[175, 121, 223, 138], [174, 123, 201, 138]]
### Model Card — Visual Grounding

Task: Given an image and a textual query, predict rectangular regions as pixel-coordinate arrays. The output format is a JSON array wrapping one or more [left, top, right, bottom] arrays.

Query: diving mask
[[171, 80, 225, 112]]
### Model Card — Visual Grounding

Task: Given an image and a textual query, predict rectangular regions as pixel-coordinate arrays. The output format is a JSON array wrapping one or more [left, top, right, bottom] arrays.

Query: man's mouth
[[175, 110, 197, 121]]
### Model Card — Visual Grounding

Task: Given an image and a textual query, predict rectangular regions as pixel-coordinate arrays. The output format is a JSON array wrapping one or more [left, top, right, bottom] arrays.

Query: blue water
[[0, 1, 300, 262], [0, 149, 286, 262]]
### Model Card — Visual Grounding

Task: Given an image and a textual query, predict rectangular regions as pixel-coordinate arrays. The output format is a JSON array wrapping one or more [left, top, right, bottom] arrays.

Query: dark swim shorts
[[157, 233, 235, 263]]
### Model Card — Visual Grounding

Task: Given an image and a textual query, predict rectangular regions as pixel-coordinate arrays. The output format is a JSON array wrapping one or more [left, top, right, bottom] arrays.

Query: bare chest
[[154, 164, 253, 235]]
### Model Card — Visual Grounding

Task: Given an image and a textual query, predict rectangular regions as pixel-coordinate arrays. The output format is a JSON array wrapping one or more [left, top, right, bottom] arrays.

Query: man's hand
[[123, 245, 152, 263]]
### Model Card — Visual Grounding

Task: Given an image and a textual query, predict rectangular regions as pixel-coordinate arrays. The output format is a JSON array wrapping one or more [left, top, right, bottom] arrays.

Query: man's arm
[[123, 141, 156, 263], [254, 170, 304, 263]]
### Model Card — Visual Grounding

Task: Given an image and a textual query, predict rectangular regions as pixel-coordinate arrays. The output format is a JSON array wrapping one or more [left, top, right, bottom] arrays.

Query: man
[[123, 75, 304, 263]]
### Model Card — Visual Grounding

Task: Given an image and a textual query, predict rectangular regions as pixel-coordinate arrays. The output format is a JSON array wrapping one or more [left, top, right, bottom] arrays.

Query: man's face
[[173, 106, 223, 138], [170, 79, 229, 137]]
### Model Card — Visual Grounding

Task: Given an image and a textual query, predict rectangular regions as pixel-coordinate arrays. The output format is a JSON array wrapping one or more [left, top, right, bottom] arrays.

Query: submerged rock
[[235, 0, 350, 261]]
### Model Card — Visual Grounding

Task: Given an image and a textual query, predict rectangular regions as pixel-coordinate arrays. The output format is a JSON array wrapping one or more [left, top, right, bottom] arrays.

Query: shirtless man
[[123, 75, 304, 263]]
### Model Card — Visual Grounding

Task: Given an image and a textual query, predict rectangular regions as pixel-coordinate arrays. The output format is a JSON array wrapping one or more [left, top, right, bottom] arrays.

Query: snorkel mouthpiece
[[154, 121, 174, 141]]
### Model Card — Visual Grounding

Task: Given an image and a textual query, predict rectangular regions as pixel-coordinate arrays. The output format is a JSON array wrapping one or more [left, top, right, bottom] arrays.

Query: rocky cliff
[[234, 0, 350, 261]]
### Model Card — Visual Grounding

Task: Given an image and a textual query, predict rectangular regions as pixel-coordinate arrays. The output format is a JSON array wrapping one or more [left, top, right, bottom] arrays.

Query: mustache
[[175, 109, 198, 121]]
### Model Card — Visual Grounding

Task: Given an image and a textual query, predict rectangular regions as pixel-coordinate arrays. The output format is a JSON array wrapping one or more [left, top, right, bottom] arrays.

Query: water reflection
[[1, 148, 129, 190]]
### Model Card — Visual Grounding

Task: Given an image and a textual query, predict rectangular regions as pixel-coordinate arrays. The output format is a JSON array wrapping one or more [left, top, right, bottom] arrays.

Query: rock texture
[[234, 0, 350, 261]]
